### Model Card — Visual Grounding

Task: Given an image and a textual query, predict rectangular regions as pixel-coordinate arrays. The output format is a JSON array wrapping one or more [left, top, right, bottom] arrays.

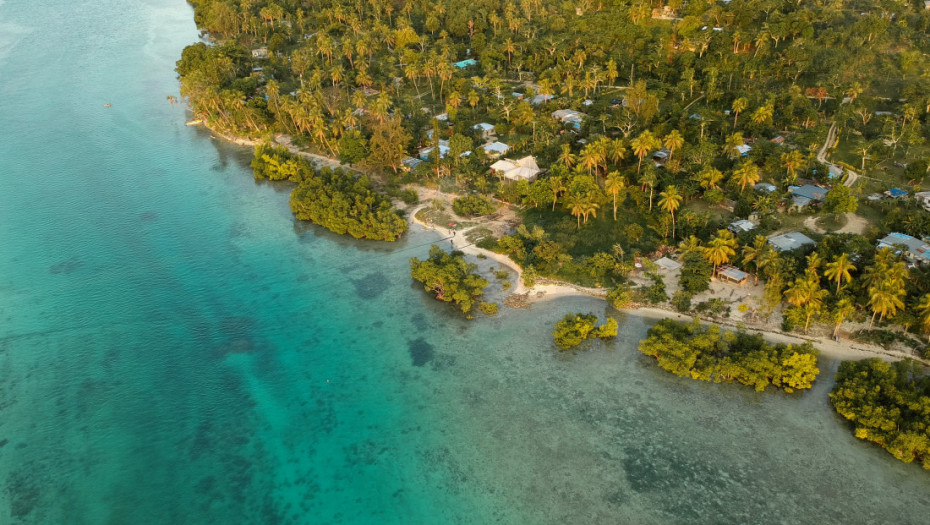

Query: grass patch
[[816, 214, 847, 232], [464, 227, 495, 245]]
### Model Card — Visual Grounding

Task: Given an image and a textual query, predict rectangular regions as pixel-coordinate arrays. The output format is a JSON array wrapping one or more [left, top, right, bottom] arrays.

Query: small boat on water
[[186, 119, 202, 126], [103, 103, 112, 108]]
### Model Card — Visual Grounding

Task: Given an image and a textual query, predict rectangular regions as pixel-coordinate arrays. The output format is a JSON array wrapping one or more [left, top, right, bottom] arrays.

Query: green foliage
[[289, 165, 408, 241], [823, 185, 858, 215], [452, 195, 497, 217], [671, 291, 692, 313], [251, 143, 309, 181], [410, 246, 489, 314], [607, 283, 634, 310], [830, 359, 930, 469], [636, 274, 667, 305], [522, 265, 538, 288], [679, 251, 712, 294], [552, 313, 617, 350], [479, 302, 499, 315], [337, 130, 368, 165], [638, 319, 820, 393]]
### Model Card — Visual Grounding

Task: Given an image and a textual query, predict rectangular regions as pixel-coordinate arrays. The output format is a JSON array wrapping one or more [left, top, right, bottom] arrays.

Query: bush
[[289, 167, 408, 241], [410, 245, 490, 314], [400, 189, 419, 205], [679, 251, 712, 294], [607, 283, 634, 309], [479, 302, 499, 315], [552, 313, 618, 350], [452, 195, 497, 217], [672, 291, 692, 312], [639, 319, 820, 392]]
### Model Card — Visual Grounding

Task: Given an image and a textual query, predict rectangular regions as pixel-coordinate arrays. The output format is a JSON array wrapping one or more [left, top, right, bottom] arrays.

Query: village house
[[482, 141, 510, 159], [769, 232, 816, 252], [728, 219, 756, 234], [715, 265, 749, 285], [251, 47, 268, 59], [877, 233, 930, 265], [551, 109, 585, 128], [490, 156, 542, 182], [788, 184, 828, 210], [473, 123, 495, 140]]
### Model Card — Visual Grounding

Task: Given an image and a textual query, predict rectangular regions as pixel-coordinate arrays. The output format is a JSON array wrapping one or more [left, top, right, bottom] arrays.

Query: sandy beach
[[406, 193, 926, 365], [201, 124, 927, 367]]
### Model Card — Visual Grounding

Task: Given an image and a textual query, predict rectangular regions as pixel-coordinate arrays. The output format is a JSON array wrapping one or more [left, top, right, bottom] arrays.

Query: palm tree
[[663, 130, 685, 161], [631, 130, 659, 173], [580, 145, 600, 176], [732, 160, 761, 192], [568, 194, 585, 229], [732, 97, 748, 128], [608, 138, 627, 166], [604, 171, 627, 221], [916, 294, 930, 335], [678, 236, 701, 256], [751, 104, 774, 125], [831, 297, 856, 339], [548, 175, 566, 212], [868, 279, 906, 329], [703, 230, 738, 275], [781, 150, 804, 184], [741, 235, 769, 283], [580, 198, 600, 224], [824, 254, 856, 293], [805, 252, 822, 278], [558, 144, 577, 168], [639, 167, 658, 211], [658, 185, 683, 238], [694, 167, 724, 191], [784, 271, 826, 332], [724, 132, 744, 158]]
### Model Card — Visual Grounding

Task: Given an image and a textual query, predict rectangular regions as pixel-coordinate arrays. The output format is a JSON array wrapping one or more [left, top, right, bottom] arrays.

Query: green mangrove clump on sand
[[638, 319, 820, 392], [410, 245, 489, 315], [830, 359, 930, 469]]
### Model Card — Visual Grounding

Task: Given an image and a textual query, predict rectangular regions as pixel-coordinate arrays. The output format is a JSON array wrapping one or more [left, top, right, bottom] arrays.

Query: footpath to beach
[[201, 122, 926, 366], [408, 192, 927, 365]]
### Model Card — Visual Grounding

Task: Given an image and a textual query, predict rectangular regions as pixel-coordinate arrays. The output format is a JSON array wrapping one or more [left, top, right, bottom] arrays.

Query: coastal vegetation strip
[[830, 359, 930, 469], [638, 319, 820, 393], [410, 245, 490, 315], [251, 144, 408, 240]]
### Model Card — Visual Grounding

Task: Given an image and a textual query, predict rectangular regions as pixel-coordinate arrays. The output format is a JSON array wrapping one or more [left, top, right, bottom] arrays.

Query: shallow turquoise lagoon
[[0, 0, 928, 523]]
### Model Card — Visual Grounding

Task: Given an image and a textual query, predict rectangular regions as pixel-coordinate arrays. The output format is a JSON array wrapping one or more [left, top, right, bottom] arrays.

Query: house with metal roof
[[482, 141, 510, 158], [654, 257, 682, 271], [715, 265, 749, 285], [789, 184, 828, 209], [530, 94, 553, 105], [769, 232, 816, 252], [473, 123, 495, 140], [453, 59, 477, 69], [551, 109, 585, 128], [728, 220, 756, 234], [877, 232, 930, 264], [755, 182, 777, 193]]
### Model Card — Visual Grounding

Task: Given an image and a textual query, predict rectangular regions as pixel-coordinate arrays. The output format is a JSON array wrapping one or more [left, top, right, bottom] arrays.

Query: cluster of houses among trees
[[177, 0, 930, 350]]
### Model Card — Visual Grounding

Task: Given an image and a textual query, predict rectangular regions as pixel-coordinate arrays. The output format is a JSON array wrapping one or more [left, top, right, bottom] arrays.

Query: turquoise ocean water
[[0, 0, 928, 523]]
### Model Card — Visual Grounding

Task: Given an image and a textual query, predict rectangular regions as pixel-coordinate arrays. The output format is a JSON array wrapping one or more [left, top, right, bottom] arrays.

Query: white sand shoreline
[[202, 120, 928, 367]]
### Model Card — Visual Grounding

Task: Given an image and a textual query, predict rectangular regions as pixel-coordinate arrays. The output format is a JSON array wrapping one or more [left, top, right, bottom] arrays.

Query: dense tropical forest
[[176, 0, 930, 350]]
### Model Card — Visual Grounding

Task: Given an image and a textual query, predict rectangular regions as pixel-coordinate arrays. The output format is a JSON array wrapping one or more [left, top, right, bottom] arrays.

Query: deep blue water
[[1, 1, 929, 523]]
